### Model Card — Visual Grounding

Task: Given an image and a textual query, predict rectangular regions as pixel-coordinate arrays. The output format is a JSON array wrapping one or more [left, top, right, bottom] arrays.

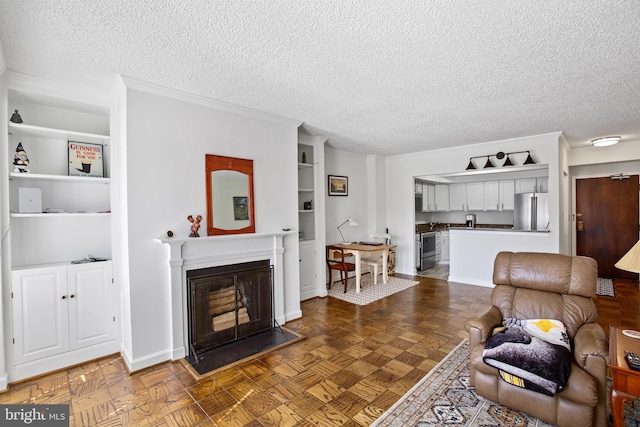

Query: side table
[[609, 325, 640, 427]]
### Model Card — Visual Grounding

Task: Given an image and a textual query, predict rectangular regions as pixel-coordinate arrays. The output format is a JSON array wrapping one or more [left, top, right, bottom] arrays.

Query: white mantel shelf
[[155, 230, 293, 245], [155, 231, 293, 360]]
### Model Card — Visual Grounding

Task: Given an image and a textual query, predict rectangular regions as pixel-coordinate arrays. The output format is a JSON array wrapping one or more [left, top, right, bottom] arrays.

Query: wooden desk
[[609, 325, 640, 427], [333, 243, 396, 293]]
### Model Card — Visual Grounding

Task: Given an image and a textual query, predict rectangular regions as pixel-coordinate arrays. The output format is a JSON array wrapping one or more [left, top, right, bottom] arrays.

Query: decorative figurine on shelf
[[187, 215, 202, 237], [13, 142, 29, 173], [304, 200, 312, 210], [10, 109, 23, 124]]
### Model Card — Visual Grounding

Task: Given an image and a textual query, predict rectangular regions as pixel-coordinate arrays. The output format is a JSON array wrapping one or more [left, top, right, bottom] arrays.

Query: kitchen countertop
[[449, 227, 550, 233], [415, 223, 513, 233]]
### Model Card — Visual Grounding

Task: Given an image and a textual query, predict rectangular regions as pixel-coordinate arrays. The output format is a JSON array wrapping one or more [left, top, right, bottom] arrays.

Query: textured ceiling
[[1, 1, 639, 155]]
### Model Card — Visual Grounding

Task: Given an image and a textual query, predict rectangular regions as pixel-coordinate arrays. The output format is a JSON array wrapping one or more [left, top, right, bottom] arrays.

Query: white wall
[[119, 83, 301, 371], [324, 148, 371, 244], [386, 133, 563, 276]]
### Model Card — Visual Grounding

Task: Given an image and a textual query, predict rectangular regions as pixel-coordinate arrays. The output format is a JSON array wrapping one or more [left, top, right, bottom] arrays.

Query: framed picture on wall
[[328, 175, 348, 196]]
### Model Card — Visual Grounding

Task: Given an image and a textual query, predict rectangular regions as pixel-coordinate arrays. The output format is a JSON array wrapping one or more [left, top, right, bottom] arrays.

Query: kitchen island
[[448, 227, 552, 287]]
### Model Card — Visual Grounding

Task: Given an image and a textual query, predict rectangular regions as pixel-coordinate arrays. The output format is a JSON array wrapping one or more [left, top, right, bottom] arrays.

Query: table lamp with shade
[[615, 240, 640, 274], [337, 217, 359, 243]]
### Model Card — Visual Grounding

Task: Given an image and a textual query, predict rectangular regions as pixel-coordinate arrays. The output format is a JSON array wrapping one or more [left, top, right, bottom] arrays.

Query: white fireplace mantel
[[156, 231, 290, 360]]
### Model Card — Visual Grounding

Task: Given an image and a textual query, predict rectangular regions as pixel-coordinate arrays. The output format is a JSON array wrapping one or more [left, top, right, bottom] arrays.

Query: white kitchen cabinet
[[450, 182, 483, 211], [415, 181, 422, 194], [435, 184, 449, 211], [484, 180, 515, 211], [466, 182, 484, 211], [516, 177, 548, 193], [483, 181, 500, 211], [449, 184, 466, 211], [499, 180, 515, 210], [422, 183, 435, 211], [440, 231, 450, 264], [11, 261, 115, 366]]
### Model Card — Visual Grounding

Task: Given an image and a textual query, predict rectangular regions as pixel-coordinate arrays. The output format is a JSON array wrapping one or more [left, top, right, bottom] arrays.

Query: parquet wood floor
[[0, 275, 638, 426]]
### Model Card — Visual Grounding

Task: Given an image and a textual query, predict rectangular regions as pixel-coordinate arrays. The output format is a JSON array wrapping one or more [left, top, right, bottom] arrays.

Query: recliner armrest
[[465, 306, 502, 345], [573, 323, 609, 368]]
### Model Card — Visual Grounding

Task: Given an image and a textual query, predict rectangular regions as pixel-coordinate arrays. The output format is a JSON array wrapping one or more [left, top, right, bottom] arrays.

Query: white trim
[[120, 76, 303, 128]]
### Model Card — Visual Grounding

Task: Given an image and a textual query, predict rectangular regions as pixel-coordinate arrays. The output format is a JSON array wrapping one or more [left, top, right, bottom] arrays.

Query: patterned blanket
[[482, 318, 572, 396]]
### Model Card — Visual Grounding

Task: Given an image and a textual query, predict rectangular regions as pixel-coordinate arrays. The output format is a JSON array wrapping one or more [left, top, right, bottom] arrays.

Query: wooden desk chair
[[360, 233, 391, 285], [326, 245, 356, 293]]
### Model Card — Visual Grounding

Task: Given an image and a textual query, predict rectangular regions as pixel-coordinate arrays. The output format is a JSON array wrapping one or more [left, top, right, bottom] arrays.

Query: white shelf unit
[[297, 134, 326, 301], [6, 89, 112, 268], [1, 74, 118, 384]]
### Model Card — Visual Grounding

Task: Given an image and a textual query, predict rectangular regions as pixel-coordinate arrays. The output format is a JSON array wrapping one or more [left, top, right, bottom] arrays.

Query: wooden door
[[576, 176, 639, 279]]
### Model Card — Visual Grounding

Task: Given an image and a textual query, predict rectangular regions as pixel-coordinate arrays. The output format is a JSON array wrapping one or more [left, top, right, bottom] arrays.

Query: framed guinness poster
[[68, 141, 104, 177]]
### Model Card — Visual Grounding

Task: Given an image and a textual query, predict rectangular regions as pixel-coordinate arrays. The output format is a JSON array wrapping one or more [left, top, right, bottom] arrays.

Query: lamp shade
[[615, 240, 640, 273], [466, 159, 475, 170], [483, 157, 494, 168]]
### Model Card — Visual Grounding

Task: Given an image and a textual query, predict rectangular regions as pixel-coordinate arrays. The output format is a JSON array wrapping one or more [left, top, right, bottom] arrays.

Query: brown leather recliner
[[465, 252, 609, 427]]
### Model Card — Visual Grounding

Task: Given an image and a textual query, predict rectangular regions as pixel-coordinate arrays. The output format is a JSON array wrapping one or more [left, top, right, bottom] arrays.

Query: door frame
[[571, 168, 640, 279]]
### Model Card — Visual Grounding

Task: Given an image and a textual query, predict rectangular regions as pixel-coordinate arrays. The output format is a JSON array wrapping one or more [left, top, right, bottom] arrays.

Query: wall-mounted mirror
[[206, 154, 255, 235]]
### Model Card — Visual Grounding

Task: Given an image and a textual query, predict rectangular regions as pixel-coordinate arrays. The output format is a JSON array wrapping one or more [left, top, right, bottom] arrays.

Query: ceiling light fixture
[[592, 136, 620, 147]]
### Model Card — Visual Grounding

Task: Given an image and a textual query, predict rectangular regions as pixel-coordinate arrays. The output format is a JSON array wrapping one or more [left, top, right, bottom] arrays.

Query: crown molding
[[119, 76, 302, 128], [3, 71, 115, 108]]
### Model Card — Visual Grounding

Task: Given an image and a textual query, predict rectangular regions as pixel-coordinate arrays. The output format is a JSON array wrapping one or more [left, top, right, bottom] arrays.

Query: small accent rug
[[597, 277, 616, 297], [327, 275, 419, 306], [372, 340, 555, 426]]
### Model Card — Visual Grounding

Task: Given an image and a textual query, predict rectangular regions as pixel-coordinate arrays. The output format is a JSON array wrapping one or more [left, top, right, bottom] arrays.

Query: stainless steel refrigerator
[[514, 193, 549, 231]]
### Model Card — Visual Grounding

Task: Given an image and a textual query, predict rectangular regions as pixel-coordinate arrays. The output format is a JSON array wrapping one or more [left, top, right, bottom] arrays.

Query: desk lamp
[[337, 217, 359, 243]]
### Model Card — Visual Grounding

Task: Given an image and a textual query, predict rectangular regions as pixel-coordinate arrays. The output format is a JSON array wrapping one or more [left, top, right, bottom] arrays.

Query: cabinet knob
[[70, 294, 75, 298], [61, 295, 66, 299]]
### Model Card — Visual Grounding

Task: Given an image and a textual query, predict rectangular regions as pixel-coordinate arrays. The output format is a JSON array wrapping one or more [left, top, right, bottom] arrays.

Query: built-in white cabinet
[[298, 241, 316, 301], [415, 181, 422, 194], [11, 261, 115, 365], [483, 180, 515, 211], [2, 73, 119, 382], [516, 177, 548, 193], [297, 134, 326, 301]]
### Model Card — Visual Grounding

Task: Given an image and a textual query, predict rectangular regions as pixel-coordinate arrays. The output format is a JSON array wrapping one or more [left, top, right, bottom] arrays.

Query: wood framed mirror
[[206, 154, 255, 236]]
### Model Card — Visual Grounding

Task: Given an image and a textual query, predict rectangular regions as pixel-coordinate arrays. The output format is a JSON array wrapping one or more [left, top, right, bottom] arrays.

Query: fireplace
[[186, 260, 273, 356]]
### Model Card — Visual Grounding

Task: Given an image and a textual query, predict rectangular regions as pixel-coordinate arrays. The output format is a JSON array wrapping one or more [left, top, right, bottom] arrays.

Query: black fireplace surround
[[186, 260, 273, 356]]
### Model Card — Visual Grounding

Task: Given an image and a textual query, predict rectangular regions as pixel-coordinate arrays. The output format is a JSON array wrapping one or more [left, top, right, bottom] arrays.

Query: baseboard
[[285, 310, 302, 322], [122, 348, 173, 374]]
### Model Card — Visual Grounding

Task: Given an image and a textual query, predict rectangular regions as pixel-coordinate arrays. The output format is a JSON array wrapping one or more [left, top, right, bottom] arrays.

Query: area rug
[[327, 275, 419, 306], [597, 277, 616, 297], [372, 340, 555, 426]]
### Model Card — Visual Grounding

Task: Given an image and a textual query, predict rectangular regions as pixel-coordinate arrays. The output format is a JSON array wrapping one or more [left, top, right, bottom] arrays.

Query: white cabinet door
[[499, 180, 515, 210], [537, 177, 549, 193], [12, 266, 69, 364], [466, 182, 484, 211], [299, 242, 316, 301], [68, 262, 115, 351], [483, 181, 499, 211], [516, 177, 548, 193], [415, 182, 422, 194], [422, 184, 435, 212], [440, 232, 450, 263], [434, 184, 449, 211], [449, 184, 466, 211]]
